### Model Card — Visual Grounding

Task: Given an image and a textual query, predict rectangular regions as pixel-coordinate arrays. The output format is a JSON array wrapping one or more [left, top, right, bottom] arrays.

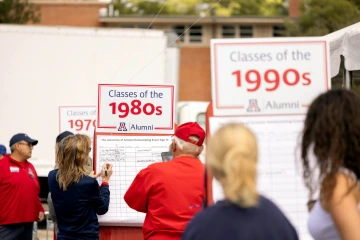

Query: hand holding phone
[[161, 152, 173, 162]]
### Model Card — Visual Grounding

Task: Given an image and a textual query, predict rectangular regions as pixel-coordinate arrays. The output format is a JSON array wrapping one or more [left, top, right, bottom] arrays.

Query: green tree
[[112, 0, 201, 15], [203, 0, 264, 16], [261, 0, 288, 16], [111, 0, 288, 17], [203, 0, 287, 16], [0, 0, 40, 23], [285, 0, 360, 36]]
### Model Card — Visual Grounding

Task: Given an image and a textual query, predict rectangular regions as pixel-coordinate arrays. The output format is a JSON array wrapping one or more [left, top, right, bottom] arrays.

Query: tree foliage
[[285, 0, 360, 36], [111, 0, 288, 17], [0, 0, 41, 24]]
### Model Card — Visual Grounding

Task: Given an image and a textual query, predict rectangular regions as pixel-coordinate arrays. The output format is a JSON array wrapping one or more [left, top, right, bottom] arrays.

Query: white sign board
[[97, 84, 175, 134], [209, 116, 312, 240], [211, 37, 331, 116], [58, 106, 97, 138], [95, 135, 172, 226], [59, 106, 97, 156]]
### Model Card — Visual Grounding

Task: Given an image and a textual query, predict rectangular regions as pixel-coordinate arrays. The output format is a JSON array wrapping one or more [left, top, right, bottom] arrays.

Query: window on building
[[172, 25, 203, 44], [138, 25, 151, 29], [120, 24, 136, 28], [189, 25, 203, 43], [119, 24, 152, 29], [240, 25, 253, 38], [172, 25, 185, 42], [273, 25, 285, 37], [222, 25, 236, 38]]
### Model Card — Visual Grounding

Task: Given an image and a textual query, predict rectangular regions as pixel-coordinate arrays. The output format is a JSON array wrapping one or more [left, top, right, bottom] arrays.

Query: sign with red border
[[58, 105, 97, 135], [97, 84, 175, 134], [211, 38, 331, 116]]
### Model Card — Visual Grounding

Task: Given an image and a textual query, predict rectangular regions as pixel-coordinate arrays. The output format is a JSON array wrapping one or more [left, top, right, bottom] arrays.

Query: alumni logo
[[247, 99, 261, 112]]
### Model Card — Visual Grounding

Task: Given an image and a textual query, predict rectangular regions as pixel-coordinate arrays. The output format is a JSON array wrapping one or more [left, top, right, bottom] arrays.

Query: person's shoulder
[[48, 169, 58, 180], [183, 203, 224, 239], [26, 160, 37, 170], [0, 156, 9, 166], [145, 161, 169, 173], [258, 196, 298, 236], [82, 175, 100, 187], [258, 195, 284, 208], [189, 201, 225, 223]]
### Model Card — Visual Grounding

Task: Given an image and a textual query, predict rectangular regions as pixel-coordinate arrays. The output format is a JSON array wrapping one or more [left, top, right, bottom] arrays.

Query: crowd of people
[[0, 88, 360, 240]]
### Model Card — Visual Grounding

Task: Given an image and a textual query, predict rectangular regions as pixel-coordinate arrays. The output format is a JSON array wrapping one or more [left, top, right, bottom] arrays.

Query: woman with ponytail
[[182, 123, 298, 240]]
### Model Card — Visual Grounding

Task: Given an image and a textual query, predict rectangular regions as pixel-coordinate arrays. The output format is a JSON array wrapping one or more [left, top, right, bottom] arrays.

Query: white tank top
[[308, 169, 360, 240]]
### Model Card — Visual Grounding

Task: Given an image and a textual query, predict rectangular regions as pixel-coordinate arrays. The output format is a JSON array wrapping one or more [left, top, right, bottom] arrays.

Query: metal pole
[[343, 69, 353, 89]]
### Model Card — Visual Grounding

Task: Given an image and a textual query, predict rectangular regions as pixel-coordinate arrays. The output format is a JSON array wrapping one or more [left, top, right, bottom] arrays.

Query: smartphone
[[161, 152, 173, 162]]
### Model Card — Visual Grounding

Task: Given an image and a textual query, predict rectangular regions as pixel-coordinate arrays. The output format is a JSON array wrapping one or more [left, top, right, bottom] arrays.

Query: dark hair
[[301, 89, 360, 202]]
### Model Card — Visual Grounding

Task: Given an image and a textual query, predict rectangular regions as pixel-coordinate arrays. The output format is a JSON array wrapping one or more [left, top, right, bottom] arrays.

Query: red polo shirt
[[124, 156, 204, 240], [0, 155, 44, 225]]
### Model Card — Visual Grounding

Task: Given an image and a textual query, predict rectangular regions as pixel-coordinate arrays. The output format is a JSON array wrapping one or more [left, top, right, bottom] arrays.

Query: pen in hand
[[104, 164, 109, 177]]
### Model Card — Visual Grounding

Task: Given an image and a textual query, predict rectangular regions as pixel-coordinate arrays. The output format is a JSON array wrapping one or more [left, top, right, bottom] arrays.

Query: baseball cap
[[56, 131, 74, 143], [9, 133, 38, 147], [0, 144, 6, 155], [174, 122, 205, 147]]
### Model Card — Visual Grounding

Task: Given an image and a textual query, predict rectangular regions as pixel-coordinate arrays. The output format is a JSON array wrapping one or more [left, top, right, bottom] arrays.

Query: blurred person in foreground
[[124, 122, 206, 240], [0, 134, 44, 240], [182, 123, 298, 240], [303, 89, 360, 240], [48, 134, 112, 240]]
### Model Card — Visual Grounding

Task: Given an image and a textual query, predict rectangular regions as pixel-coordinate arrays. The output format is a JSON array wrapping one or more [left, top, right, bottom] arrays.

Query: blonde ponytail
[[222, 147, 258, 207], [207, 123, 258, 208]]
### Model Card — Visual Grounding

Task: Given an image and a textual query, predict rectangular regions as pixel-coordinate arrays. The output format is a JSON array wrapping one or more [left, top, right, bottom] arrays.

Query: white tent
[[325, 22, 360, 79]]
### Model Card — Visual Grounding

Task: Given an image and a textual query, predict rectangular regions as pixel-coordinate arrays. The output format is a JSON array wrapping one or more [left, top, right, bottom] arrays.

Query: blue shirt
[[48, 170, 110, 240], [182, 196, 298, 240]]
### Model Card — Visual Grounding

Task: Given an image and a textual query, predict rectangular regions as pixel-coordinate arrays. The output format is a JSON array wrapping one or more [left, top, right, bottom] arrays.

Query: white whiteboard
[[95, 135, 172, 226], [209, 115, 312, 240]]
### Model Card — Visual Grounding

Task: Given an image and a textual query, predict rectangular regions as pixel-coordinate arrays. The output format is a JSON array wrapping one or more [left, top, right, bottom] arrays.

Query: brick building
[[31, 0, 300, 101]]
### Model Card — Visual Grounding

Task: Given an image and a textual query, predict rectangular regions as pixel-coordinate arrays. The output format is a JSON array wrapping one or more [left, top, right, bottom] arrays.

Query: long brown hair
[[56, 134, 91, 190], [301, 89, 360, 202]]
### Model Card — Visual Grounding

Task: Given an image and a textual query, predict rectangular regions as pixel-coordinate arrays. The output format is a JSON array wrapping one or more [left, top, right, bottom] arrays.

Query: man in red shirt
[[0, 133, 45, 240], [124, 122, 205, 240]]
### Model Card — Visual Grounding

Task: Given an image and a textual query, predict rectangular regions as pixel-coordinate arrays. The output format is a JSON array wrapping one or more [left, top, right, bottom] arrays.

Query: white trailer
[[0, 25, 180, 182]]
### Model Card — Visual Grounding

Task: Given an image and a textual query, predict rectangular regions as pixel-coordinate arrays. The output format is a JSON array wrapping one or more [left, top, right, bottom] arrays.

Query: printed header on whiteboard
[[210, 37, 331, 116], [97, 84, 175, 134]]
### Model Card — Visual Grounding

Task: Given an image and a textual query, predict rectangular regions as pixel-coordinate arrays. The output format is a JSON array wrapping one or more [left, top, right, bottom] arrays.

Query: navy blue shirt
[[48, 170, 110, 240], [182, 196, 299, 240]]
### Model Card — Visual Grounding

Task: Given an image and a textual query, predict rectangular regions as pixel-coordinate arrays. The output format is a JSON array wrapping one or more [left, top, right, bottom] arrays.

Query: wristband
[[100, 182, 109, 187]]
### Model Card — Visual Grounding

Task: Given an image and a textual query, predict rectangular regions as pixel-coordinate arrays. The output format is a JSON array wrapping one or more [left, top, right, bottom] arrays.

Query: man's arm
[[32, 166, 45, 213], [124, 168, 153, 213]]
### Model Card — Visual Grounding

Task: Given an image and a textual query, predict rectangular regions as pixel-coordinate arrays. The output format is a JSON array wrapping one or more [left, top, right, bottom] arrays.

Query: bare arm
[[328, 174, 360, 240]]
